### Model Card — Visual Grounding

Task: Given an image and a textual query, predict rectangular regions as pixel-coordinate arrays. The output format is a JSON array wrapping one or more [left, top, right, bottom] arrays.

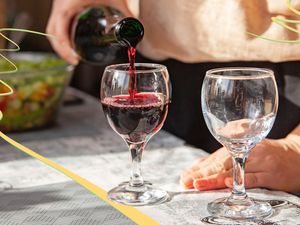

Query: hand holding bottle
[[46, 0, 134, 65]]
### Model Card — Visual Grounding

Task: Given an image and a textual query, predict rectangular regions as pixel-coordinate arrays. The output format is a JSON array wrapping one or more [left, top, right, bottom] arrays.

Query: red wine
[[128, 47, 137, 99], [101, 93, 168, 143]]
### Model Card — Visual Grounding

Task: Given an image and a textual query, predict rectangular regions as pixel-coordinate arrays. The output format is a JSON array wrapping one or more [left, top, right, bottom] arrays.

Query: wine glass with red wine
[[101, 63, 171, 206]]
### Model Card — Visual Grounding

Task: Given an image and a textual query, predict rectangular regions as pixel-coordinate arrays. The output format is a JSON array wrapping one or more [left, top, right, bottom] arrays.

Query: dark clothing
[[136, 54, 300, 152], [71, 54, 300, 153]]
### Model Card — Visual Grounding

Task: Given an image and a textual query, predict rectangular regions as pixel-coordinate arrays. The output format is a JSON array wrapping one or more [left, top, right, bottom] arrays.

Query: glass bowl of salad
[[0, 52, 73, 132]]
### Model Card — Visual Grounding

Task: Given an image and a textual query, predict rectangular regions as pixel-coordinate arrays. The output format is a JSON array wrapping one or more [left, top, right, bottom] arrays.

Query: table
[[0, 88, 299, 225]]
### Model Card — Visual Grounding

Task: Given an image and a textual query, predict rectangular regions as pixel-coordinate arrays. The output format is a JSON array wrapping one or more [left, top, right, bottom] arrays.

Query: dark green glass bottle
[[72, 7, 144, 64]]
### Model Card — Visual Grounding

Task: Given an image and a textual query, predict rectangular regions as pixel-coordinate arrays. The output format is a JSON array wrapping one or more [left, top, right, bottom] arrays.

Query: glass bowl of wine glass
[[201, 67, 278, 220], [101, 63, 171, 206]]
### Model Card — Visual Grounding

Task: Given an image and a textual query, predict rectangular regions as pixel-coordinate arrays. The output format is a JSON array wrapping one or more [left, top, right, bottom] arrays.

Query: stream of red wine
[[128, 47, 137, 100]]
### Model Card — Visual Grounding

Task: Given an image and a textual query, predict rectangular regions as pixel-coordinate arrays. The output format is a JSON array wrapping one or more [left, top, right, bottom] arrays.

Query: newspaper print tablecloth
[[0, 89, 299, 225], [0, 182, 135, 225]]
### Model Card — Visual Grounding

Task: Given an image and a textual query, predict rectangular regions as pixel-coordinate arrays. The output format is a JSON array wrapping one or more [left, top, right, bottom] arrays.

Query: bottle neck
[[72, 7, 144, 64]]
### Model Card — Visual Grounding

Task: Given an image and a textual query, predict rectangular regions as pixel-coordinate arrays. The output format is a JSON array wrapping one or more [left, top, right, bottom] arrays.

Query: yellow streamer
[[0, 29, 159, 224]]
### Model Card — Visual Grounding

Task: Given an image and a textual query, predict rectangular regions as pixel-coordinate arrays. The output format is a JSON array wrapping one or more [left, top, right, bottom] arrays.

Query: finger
[[181, 155, 232, 189], [190, 156, 209, 170], [190, 151, 232, 173], [180, 169, 205, 189], [192, 156, 231, 176], [180, 164, 225, 189], [50, 18, 79, 65], [193, 170, 231, 191], [198, 148, 232, 171], [181, 157, 207, 177], [180, 156, 210, 188], [181, 147, 231, 189], [225, 172, 271, 189], [47, 8, 79, 65]]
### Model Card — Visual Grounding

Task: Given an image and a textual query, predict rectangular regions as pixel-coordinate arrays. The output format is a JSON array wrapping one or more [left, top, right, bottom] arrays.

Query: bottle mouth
[[105, 63, 167, 73], [114, 17, 144, 48]]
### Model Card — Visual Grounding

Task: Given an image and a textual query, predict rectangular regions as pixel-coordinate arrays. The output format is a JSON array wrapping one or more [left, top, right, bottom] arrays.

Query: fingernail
[[180, 175, 194, 189]]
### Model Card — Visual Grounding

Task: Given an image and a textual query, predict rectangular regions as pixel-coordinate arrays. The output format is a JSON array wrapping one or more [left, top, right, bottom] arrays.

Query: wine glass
[[201, 68, 278, 220], [100, 63, 170, 206]]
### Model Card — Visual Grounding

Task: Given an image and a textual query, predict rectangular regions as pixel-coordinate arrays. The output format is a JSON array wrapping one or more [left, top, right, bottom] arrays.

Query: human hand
[[46, 0, 133, 65], [180, 137, 300, 192]]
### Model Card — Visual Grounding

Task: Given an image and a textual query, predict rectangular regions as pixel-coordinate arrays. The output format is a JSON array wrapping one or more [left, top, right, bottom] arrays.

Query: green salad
[[0, 57, 67, 72], [0, 56, 72, 132]]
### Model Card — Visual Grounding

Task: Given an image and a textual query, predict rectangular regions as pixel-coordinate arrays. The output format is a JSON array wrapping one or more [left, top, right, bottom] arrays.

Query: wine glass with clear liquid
[[101, 63, 170, 206], [201, 68, 278, 220]]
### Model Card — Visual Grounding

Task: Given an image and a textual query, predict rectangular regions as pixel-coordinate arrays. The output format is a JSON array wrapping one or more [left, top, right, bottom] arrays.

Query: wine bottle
[[71, 6, 144, 64]]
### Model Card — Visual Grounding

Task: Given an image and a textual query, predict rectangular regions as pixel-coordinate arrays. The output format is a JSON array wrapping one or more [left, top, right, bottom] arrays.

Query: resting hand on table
[[180, 132, 300, 192], [46, 0, 133, 65]]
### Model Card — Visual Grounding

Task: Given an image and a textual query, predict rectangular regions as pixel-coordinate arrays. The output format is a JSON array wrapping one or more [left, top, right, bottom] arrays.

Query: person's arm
[[46, 0, 134, 65], [180, 123, 300, 192]]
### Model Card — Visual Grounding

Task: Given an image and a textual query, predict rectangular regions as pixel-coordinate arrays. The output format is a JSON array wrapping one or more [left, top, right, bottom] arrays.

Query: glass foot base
[[108, 182, 169, 206], [208, 197, 273, 220]]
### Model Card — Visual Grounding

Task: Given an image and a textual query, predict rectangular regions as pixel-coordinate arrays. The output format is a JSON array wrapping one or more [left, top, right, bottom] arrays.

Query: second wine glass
[[101, 63, 170, 206], [201, 68, 278, 220]]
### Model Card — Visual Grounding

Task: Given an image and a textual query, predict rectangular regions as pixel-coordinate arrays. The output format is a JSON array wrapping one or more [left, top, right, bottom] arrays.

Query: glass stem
[[128, 142, 145, 187], [232, 155, 247, 197], [227, 150, 251, 205]]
